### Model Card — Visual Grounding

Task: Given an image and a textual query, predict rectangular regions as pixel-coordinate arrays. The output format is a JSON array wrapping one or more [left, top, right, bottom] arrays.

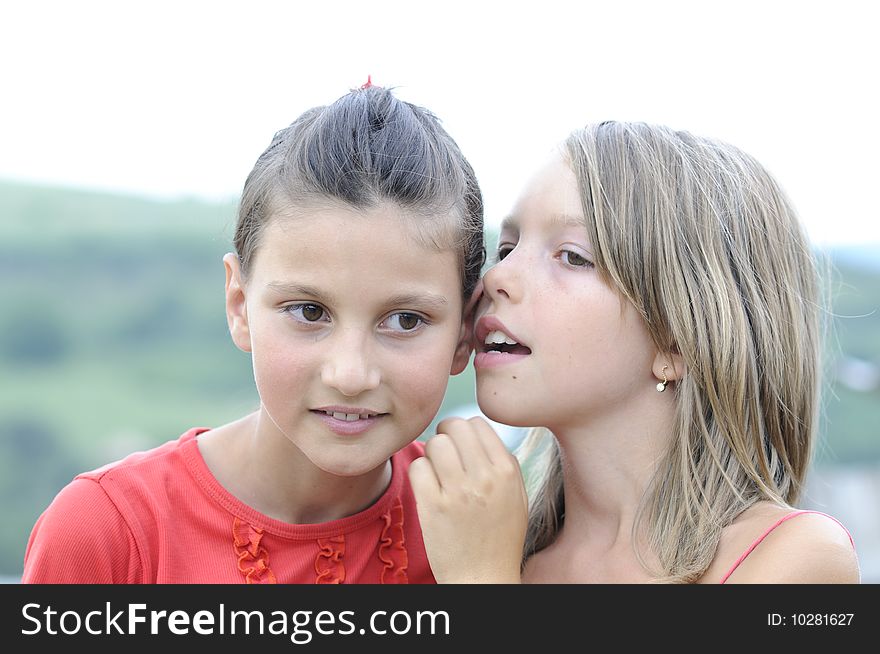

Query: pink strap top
[[719, 510, 855, 584]]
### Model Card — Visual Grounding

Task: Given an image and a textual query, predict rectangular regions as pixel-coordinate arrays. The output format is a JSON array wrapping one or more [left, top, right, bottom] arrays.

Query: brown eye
[[398, 313, 420, 330], [563, 250, 592, 267], [383, 312, 425, 332], [302, 304, 324, 321], [286, 303, 328, 323]]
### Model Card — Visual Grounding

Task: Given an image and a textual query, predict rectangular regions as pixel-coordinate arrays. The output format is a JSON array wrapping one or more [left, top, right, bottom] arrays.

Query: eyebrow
[[384, 293, 449, 310], [549, 213, 586, 228], [499, 213, 585, 231], [266, 282, 448, 310], [266, 282, 333, 302]]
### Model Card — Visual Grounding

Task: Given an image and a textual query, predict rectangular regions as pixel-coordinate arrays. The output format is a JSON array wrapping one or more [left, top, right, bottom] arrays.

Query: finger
[[407, 456, 441, 500], [437, 416, 496, 471], [467, 418, 528, 509], [438, 416, 512, 469], [435, 416, 469, 435], [442, 420, 492, 474], [423, 433, 466, 489], [468, 416, 517, 466]]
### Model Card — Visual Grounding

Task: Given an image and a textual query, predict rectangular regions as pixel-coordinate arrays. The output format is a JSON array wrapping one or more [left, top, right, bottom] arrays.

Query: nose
[[320, 328, 381, 397], [481, 251, 522, 304]]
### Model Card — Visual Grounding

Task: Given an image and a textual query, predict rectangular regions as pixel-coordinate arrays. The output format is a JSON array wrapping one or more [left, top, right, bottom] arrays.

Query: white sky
[[1, 0, 878, 246]]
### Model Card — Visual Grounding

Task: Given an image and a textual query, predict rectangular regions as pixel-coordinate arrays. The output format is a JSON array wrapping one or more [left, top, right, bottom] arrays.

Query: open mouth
[[481, 330, 532, 355]]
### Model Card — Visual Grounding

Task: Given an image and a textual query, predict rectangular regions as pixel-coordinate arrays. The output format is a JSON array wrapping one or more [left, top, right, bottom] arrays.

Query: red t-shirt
[[22, 428, 435, 584]]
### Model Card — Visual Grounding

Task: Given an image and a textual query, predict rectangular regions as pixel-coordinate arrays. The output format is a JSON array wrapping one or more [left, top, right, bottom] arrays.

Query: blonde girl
[[410, 121, 860, 584]]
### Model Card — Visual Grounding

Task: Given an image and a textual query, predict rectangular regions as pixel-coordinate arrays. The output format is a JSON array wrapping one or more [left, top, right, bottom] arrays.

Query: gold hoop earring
[[656, 365, 669, 392]]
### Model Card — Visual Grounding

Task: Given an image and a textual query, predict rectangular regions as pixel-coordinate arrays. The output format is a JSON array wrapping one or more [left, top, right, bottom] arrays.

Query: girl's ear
[[450, 280, 483, 375], [652, 350, 685, 385], [224, 253, 252, 353]]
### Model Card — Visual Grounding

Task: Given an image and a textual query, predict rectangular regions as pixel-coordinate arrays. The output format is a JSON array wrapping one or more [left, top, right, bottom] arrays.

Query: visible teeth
[[484, 330, 518, 346], [325, 411, 376, 421]]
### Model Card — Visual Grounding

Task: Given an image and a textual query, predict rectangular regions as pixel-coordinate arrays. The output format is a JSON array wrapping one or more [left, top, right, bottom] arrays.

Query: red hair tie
[[360, 75, 374, 89]]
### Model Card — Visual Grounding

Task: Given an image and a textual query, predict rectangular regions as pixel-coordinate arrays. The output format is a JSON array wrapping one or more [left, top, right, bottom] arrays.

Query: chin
[[477, 395, 535, 429], [315, 459, 380, 478], [314, 446, 396, 478]]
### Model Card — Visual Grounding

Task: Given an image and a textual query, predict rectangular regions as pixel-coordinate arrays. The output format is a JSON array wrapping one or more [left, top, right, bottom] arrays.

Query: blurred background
[[2, 0, 878, 582]]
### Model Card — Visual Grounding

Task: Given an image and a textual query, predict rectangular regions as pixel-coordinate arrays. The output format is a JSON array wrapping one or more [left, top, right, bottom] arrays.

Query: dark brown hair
[[234, 86, 485, 300]]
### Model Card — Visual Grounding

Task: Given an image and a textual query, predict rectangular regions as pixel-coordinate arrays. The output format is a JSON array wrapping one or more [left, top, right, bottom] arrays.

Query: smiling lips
[[318, 409, 381, 421], [312, 406, 388, 435]]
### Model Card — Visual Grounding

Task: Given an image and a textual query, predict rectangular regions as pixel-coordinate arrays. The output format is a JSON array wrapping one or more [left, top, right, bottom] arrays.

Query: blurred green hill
[[1, 180, 878, 577]]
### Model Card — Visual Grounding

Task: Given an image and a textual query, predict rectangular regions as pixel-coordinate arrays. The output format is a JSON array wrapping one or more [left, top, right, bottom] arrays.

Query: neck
[[548, 390, 674, 554], [200, 410, 392, 524]]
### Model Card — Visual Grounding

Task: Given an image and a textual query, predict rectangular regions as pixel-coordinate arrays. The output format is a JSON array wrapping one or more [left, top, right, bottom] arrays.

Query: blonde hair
[[520, 121, 823, 583]]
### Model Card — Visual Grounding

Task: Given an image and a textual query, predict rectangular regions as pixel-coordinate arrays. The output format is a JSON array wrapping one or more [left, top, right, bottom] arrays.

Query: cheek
[[398, 375, 446, 417], [540, 292, 646, 388], [387, 337, 456, 413], [249, 324, 314, 393], [553, 309, 654, 392]]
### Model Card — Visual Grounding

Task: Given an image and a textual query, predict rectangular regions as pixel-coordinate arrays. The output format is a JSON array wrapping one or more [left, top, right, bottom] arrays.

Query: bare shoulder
[[721, 504, 860, 584]]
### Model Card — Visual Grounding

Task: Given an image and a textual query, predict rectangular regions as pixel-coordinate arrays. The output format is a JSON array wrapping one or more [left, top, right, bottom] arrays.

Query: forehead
[[503, 152, 583, 231], [248, 202, 463, 299]]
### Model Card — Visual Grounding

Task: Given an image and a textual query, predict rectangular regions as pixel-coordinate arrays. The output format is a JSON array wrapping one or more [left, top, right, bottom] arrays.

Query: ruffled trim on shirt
[[378, 497, 409, 584], [315, 536, 346, 584], [233, 517, 277, 584]]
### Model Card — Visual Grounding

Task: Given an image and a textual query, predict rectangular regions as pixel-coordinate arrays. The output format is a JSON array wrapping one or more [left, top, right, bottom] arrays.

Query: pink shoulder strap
[[719, 510, 854, 584]]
